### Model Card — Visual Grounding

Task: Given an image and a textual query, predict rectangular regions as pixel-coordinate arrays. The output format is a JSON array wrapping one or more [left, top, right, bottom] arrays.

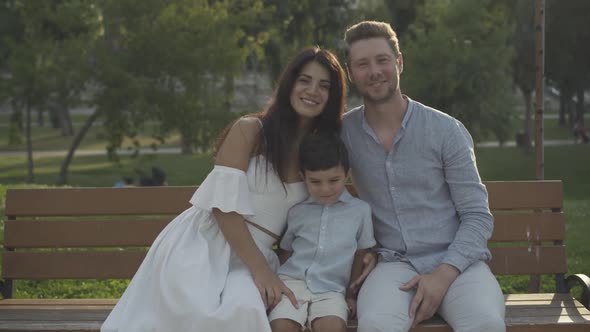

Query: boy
[[269, 133, 376, 332]]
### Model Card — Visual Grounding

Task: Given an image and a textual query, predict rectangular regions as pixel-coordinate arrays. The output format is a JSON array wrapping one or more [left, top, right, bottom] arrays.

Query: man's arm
[[401, 120, 492, 327], [440, 120, 493, 273]]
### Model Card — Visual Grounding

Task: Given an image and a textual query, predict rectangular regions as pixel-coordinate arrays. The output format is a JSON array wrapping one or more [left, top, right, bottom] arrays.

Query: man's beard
[[363, 83, 396, 104]]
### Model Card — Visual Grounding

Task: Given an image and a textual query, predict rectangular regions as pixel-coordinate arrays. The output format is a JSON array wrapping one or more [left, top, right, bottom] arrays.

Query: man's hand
[[399, 264, 459, 327]]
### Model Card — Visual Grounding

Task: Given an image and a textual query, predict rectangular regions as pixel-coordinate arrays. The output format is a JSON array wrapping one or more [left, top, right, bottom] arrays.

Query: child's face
[[302, 165, 348, 205]]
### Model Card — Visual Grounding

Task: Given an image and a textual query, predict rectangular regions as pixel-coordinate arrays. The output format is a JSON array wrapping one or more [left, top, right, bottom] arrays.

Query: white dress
[[101, 156, 308, 332]]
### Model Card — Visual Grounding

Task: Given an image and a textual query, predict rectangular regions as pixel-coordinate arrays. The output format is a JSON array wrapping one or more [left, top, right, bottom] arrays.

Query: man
[[340, 21, 505, 332]]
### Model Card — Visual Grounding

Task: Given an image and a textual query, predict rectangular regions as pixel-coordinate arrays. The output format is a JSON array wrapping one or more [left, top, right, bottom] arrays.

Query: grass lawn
[[0, 122, 183, 152], [0, 112, 577, 154], [0, 145, 588, 298]]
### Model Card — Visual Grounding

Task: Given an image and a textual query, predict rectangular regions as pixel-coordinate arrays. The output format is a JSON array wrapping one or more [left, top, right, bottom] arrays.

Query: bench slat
[[0, 302, 587, 331], [4, 219, 170, 248], [490, 212, 565, 242], [488, 246, 567, 275], [5, 187, 197, 217], [5, 181, 563, 217], [4, 212, 564, 248], [2, 246, 567, 279], [2, 252, 146, 279], [485, 181, 563, 210]]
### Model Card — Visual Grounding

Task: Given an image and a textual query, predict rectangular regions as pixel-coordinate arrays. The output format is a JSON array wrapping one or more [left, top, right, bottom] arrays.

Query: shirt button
[[319, 245, 323, 249]]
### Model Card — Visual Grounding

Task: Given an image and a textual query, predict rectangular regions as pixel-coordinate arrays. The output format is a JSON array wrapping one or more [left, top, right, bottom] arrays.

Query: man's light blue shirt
[[341, 97, 493, 275], [278, 189, 376, 294]]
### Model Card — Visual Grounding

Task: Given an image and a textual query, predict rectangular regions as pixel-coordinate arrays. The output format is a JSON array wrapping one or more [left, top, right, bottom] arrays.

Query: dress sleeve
[[189, 165, 254, 217]]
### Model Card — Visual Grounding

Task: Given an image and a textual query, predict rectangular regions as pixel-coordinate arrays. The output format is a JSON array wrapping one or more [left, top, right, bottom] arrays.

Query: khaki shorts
[[268, 276, 348, 329]]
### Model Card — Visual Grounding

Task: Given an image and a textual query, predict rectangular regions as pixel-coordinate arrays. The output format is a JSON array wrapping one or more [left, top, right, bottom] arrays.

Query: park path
[[0, 139, 582, 158]]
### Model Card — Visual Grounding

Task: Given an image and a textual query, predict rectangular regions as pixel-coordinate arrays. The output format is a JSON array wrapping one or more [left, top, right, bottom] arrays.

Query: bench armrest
[[566, 274, 590, 309]]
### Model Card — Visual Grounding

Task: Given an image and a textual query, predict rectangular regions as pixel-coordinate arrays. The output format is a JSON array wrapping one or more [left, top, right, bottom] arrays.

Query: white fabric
[[101, 156, 308, 332], [190, 165, 254, 216]]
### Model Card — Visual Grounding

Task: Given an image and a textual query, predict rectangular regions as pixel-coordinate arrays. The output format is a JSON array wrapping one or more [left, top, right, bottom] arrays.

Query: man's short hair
[[344, 20, 401, 64]]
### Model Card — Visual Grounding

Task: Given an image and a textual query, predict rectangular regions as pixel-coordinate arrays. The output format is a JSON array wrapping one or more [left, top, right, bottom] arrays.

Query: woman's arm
[[212, 117, 297, 309]]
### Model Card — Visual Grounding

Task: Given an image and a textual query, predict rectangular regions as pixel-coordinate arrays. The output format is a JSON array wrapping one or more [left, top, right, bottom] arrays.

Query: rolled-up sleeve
[[440, 120, 493, 272]]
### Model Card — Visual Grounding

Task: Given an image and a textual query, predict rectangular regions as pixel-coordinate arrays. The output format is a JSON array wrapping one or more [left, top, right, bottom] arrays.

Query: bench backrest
[[1, 181, 565, 298]]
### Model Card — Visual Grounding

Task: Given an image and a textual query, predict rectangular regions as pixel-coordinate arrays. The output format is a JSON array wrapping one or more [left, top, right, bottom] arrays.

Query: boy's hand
[[346, 297, 357, 319], [348, 250, 377, 297]]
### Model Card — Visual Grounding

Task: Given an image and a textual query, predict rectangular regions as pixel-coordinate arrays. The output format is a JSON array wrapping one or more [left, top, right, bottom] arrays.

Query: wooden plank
[[488, 246, 567, 275], [5, 182, 562, 217], [2, 251, 146, 279], [0, 299, 117, 306], [4, 219, 171, 248], [0, 309, 109, 321], [485, 181, 563, 210], [2, 247, 567, 280], [490, 212, 565, 242], [5, 187, 197, 217], [505, 293, 582, 301], [0, 321, 102, 332]]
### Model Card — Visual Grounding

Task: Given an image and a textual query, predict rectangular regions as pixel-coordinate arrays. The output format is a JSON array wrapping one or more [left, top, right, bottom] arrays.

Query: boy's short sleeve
[[357, 202, 376, 249], [279, 207, 298, 251]]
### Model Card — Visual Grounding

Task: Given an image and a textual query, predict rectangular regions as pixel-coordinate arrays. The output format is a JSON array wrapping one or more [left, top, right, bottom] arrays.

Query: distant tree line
[[0, 0, 588, 184]]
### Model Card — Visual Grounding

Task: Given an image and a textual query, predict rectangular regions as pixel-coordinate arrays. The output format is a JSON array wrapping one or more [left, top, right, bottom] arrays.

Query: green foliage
[[94, 0, 270, 156], [402, 0, 515, 142]]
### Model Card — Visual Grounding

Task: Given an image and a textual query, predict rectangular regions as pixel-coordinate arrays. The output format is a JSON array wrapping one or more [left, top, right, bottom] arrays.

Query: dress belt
[[244, 219, 280, 241]]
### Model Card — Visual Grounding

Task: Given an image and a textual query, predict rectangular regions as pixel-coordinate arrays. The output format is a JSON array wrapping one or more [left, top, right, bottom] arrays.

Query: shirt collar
[[360, 95, 415, 132], [302, 187, 354, 205]]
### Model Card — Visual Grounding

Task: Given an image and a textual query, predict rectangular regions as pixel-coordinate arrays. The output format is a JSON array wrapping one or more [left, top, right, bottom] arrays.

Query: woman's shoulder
[[230, 116, 263, 142]]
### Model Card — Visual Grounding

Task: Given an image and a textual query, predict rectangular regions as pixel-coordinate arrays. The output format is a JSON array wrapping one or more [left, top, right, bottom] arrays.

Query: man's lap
[[356, 261, 505, 332]]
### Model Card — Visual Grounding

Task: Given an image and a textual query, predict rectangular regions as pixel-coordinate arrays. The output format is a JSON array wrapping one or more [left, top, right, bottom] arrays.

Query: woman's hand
[[251, 266, 298, 310]]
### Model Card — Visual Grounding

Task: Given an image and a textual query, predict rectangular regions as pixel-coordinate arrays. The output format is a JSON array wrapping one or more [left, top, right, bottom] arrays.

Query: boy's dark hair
[[299, 133, 350, 174]]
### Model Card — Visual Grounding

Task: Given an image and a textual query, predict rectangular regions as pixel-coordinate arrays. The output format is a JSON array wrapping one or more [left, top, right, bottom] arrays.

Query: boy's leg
[[311, 316, 347, 332], [269, 277, 309, 331], [356, 261, 417, 332], [270, 318, 303, 332], [309, 292, 348, 332], [437, 261, 506, 332]]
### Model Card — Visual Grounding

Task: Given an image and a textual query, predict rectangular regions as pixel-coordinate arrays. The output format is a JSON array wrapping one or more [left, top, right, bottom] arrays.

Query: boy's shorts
[[268, 275, 348, 328]]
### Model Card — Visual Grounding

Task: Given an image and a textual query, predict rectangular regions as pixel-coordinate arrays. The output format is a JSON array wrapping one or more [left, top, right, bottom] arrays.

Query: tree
[[546, 0, 590, 127], [511, 0, 536, 148], [94, 0, 270, 157], [402, 0, 515, 143], [2, 1, 57, 183], [263, 0, 355, 81]]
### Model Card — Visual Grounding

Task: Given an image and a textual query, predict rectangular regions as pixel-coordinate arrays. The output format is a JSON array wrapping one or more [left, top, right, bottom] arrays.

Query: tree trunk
[[180, 132, 193, 155], [576, 88, 585, 124], [56, 109, 101, 185], [25, 100, 34, 183], [57, 93, 74, 136], [558, 90, 566, 126], [522, 90, 533, 149], [36, 108, 44, 127]]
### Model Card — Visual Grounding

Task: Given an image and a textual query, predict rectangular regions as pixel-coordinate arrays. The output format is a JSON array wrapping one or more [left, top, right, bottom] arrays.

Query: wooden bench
[[1, 181, 589, 331]]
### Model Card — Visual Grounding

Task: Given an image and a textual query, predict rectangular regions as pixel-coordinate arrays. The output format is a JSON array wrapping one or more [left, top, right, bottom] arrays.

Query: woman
[[101, 47, 347, 331]]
